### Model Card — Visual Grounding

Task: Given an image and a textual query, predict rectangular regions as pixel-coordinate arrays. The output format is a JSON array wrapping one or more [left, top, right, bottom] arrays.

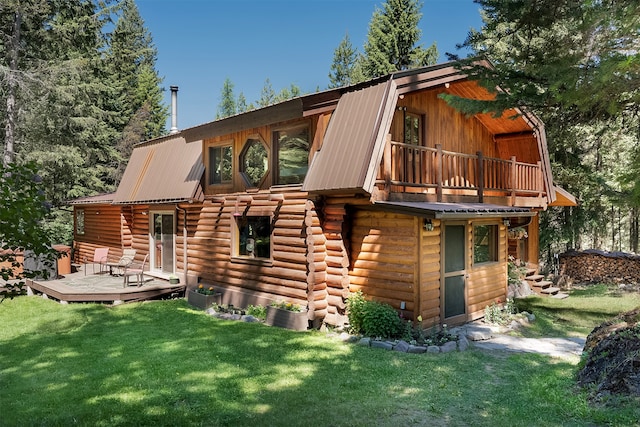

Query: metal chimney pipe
[[169, 85, 179, 134]]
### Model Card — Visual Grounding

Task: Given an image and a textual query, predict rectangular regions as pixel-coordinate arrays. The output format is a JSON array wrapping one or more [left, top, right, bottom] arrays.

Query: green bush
[[246, 304, 266, 320], [347, 291, 403, 338]]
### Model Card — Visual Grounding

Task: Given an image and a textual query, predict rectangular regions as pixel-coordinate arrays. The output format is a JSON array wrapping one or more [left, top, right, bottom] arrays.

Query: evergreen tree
[[257, 78, 276, 108], [216, 77, 237, 119], [328, 33, 358, 88], [237, 92, 249, 113], [360, 0, 438, 80]]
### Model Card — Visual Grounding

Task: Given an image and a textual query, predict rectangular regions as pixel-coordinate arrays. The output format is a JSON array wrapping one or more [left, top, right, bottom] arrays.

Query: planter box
[[265, 306, 308, 331], [187, 290, 221, 310]]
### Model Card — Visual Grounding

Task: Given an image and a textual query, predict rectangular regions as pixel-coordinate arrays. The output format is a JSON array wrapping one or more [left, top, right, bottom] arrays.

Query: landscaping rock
[[465, 325, 493, 341], [440, 341, 458, 353], [393, 340, 410, 353], [427, 345, 440, 353], [357, 337, 371, 347], [457, 335, 469, 351], [371, 340, 393, 350], [407, 345, 427, 354], [241, 315, 259, 323]]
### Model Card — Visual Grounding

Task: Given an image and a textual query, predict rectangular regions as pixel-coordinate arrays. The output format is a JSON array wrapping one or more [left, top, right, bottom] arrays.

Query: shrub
[[347, 291, 404, 338]]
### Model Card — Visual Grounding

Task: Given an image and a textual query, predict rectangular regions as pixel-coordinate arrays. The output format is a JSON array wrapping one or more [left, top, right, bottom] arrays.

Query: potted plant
[[265, 301, 308, 331], [168, 274, 180, 284], [187, 284, 222, 309]]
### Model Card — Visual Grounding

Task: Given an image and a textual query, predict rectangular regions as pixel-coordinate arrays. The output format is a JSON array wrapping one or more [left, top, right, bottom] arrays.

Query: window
[[208, 145, 232, 185], [274, 124, 310, 185], [404, 111, 422, 145], [240, 136, 268, 188], [474, 224, 498, 264], [75, 209, 85, 235], [235, 216, 271, 259]]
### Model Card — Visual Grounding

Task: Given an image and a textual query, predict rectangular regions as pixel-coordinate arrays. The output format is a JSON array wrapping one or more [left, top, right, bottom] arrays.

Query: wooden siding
[[419, 218, 441, 327], [349, 210, 418, 317], [182, 190, 319, 313], [202, 117, 316, 196], [395, 89, 497, 157], [73, 204, 124, 263]]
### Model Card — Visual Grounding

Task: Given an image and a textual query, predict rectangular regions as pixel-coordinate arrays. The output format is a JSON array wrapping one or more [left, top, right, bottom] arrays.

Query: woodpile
[[559, 249, 640, 284]]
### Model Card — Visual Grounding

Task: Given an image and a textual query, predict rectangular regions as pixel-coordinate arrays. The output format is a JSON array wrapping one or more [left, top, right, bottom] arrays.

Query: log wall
[[418, 218, 441, 327], [184, 189, 319, 312], [349, 210, 418, 317], [73, 204, 125, 263]]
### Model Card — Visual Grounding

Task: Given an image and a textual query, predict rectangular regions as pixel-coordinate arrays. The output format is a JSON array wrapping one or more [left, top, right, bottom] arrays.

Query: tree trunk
[[4, 11, 21, 167]]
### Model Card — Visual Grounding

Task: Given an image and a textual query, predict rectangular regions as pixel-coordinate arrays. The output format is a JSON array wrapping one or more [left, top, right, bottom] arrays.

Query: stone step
[[540, 286, 561, 295], [526, 274, 545, 282], [530, 280, 553, 289], [525, 268, 538, 276], [551, 292, 569, 299]]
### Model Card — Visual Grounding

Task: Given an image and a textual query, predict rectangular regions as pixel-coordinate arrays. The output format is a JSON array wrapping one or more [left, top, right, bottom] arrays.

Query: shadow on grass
[[1, 297, 639, 426]]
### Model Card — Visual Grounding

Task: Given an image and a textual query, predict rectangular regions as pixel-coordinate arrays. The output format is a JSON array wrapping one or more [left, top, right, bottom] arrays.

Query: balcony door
[[443, 224, 467, 323], [150, 211, 175, 275]]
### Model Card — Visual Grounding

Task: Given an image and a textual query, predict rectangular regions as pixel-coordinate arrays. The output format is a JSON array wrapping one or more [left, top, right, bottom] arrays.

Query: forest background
[[1, 0, 639, 270]]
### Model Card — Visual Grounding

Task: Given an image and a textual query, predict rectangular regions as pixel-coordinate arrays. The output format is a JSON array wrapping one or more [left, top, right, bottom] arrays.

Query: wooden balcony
[[378, 137, 546, 206]]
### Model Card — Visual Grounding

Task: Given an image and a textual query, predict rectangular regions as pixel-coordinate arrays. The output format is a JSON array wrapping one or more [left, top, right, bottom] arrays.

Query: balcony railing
[[379, 138, 545, 204]]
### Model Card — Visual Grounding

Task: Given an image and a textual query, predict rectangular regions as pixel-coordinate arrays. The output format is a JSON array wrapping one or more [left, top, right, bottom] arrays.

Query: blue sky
[[136, 0, 484, 130]]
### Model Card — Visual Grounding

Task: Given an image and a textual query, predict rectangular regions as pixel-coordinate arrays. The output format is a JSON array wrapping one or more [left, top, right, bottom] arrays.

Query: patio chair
[[105, 249, 137, 276], [84, 247, 109, 275], [122, 254, 149, 287]]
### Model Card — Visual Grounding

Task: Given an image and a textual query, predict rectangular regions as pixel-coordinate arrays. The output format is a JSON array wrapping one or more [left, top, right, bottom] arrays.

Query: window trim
[[231, 213, 273, 266], [272, 121, 311, 186], [472, 222, 499, 266], [206, 141, 233, 187], [239, 134, 270, 189]]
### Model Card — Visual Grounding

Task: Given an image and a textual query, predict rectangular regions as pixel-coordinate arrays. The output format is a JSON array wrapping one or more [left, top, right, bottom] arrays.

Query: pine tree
[[328, 33, 358, 88], [216, 77, 237, 119], [360, 0, 438, 80], [257, 78, 276, 108]]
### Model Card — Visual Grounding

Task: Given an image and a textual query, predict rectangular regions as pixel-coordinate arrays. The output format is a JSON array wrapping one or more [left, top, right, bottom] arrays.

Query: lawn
[[1, 289, 639, 426]]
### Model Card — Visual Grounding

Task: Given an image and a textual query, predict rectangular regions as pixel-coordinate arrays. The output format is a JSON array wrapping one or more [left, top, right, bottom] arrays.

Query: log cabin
[[71, 61, 576, 328]]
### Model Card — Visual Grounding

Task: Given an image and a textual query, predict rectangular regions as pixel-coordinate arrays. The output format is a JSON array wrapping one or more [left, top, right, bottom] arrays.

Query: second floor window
[[208, 145, 232, 185], [274, 124, 310, 185], [404, 111, 422, 145]]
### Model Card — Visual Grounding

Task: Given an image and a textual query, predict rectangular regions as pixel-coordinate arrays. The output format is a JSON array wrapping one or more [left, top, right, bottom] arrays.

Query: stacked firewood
[[559, 250, 640, 284]]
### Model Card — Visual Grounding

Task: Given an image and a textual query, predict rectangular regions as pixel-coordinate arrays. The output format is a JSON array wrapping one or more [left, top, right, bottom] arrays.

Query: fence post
[[510, 156, 517, 206], [477, 150, 484, 203], [436, 144, 443, 202]]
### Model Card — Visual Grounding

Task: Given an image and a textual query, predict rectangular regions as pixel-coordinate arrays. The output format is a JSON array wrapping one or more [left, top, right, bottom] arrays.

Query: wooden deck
[[26, 269, 185, 304]]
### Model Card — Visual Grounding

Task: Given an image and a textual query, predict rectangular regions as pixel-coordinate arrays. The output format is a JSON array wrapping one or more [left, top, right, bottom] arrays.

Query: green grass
[[515, 284, 640, 338], [1, 294, 639, 426]]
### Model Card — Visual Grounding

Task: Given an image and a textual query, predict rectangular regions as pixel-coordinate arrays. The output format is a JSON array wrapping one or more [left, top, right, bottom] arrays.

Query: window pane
[[276, 125, 309, 185], [237, 216, 271, 259], [474, 225, 498, 264], [241, 139, 268, 187], [209, 145, 232, 185], [76, 209, 85, 235], [404, 113, 421, 145]]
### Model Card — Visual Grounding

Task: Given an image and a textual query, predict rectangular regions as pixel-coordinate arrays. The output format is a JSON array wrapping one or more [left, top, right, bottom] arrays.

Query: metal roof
[[68, 193, 115, 205], [302, 79, 398, 194], [373, 201, 535, 219], [113, 136, 204, 205]]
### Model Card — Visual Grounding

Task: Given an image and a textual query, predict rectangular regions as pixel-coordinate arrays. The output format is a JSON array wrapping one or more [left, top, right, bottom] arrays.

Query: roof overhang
[[549, 185, 578, 207], [373, 201, 536, 219]]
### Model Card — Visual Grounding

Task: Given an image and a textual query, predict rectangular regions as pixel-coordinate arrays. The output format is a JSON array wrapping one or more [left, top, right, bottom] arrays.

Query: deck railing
[[380, 138, 545, 203]]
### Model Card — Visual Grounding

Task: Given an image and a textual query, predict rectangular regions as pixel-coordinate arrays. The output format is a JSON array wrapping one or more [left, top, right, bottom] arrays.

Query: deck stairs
[[525, 265, 569, 299]]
